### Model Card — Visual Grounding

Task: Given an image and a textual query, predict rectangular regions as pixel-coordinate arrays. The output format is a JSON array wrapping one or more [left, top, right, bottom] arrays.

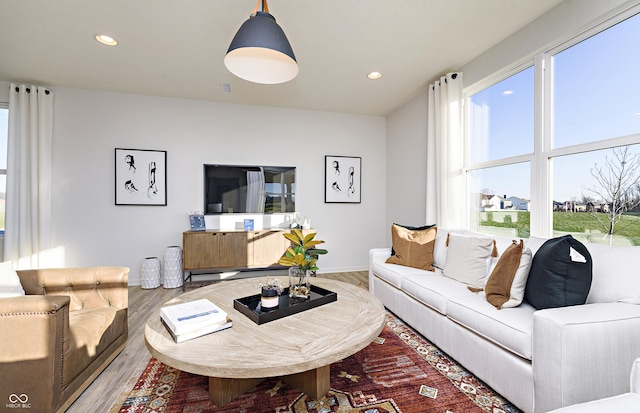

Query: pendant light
[[224, 0, 298, 84]]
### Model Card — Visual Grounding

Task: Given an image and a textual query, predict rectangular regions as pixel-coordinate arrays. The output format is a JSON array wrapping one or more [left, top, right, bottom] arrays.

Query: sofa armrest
[[533, 302, 640, 411], [632, 358, 640, 394], [17, 267, 129, 311], [0, 295, 70, 413], [369, 248, 392, 294]]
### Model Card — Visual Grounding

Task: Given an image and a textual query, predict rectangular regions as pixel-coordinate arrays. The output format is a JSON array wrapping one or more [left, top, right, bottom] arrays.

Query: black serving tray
[[233, 285, 338, 324]]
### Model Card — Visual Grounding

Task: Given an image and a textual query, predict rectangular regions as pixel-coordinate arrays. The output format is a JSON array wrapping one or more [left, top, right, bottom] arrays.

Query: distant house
[[562, 201, 587, 212], [586, 201, 610, 213], [480, 194, 512, 210], [508, 196, 530, 211]]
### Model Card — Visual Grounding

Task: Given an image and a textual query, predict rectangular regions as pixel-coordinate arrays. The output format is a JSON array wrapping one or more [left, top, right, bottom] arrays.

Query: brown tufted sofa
[[0, 267, 129, 413]]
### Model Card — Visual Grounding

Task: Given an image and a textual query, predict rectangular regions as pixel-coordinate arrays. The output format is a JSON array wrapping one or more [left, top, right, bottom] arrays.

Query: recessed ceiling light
[[502, 90, 514, 95], [367, 71, 383, 80], [95, 34, 118, 46]]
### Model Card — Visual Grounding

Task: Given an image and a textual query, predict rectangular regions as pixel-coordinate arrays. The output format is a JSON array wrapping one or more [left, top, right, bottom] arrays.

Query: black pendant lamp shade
[[224, 1, 298, 85]]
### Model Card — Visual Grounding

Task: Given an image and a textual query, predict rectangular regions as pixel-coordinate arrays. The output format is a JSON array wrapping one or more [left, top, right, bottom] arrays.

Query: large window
[[465, 7, 640, 246], [466, 67, 534, 237]]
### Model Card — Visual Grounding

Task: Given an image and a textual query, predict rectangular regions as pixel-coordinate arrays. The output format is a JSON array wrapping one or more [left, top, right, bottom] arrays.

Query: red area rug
[[109, 314, 521, 413]]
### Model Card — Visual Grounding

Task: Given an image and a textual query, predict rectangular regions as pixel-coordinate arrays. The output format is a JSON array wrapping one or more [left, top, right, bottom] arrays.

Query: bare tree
[[582, 145, 640, 241], [480, 188, 495, 196]]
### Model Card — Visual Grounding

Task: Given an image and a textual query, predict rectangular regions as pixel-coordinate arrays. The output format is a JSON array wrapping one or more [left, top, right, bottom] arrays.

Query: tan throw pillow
[[443, 233, 496, 288], [385, 224, 437, 271], [485, 240, 533, 309]]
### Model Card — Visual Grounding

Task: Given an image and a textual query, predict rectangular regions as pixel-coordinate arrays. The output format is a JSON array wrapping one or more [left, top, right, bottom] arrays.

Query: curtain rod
[[14, 86, 51, 95]]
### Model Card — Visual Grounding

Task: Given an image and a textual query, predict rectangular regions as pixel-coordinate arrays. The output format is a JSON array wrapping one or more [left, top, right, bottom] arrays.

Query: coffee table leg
[[208, 377, 264, 407], [282, 365, 331, 400]]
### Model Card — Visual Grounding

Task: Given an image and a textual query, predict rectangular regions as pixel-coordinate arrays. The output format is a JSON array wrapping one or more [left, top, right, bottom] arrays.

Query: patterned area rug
[[109, 314, 522, 413]]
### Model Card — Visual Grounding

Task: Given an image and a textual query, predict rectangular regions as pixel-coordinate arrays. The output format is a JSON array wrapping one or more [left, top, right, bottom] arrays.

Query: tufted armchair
[[0, 267, 129, 413]]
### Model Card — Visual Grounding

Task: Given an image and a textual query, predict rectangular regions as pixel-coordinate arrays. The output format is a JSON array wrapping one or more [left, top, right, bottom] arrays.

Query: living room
[[1, 1, 639, 412], [0, 0, 634, 282]]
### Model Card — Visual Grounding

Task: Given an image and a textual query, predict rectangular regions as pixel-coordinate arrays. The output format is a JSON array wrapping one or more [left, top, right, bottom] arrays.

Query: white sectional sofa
[[369, 227, 640, 413]]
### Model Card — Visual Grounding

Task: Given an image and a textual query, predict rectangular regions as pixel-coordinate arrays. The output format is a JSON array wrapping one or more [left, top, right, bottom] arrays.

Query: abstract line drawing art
[[115, 148, 167, 206], [325, 155, 361, 203]]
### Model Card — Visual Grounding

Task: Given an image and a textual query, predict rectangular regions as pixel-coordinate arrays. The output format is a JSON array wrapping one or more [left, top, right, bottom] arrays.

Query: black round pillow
[[525, 235, 592, 309]]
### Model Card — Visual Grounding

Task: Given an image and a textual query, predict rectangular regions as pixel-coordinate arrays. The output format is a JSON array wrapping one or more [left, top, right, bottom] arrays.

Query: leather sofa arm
[[0, 294, 70, 314], [533, 302, 640, 411], [17, 267, 129, 312], [0, 295, 70, 413]]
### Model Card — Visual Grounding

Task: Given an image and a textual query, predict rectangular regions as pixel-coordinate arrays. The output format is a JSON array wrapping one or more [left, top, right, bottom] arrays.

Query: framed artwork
[[325, 155, 361, 203], [115, 148, 167, 206]]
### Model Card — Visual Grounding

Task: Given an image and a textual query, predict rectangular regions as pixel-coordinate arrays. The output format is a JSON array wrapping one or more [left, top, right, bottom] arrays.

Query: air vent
[[221, 82, 232, 94]]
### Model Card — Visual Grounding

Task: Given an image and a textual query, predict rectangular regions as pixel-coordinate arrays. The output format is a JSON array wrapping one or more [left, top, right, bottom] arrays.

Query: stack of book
[[160, 298, 232, 343]]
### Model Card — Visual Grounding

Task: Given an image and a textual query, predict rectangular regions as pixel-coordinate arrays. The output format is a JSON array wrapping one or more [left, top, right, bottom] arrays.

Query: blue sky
[[469, 11, 640, 203]]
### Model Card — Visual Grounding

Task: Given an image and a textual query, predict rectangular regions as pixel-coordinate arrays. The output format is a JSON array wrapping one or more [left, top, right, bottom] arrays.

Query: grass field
[[480, 211, 640, 246]]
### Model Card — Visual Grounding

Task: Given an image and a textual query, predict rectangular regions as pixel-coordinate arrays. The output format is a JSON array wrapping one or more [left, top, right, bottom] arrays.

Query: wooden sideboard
[[182, 229, 292, 273]]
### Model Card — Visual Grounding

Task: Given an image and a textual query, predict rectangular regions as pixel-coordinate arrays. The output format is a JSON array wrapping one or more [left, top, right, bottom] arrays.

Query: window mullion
[[531, 52, 553, 238]]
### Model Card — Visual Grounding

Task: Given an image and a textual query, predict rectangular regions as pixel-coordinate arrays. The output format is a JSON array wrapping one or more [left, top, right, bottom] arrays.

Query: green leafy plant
[[278, 229, 328, 272]]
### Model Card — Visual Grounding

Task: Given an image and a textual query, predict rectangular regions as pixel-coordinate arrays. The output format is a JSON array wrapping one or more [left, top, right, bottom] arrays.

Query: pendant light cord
[[251, 0, 269, 16]]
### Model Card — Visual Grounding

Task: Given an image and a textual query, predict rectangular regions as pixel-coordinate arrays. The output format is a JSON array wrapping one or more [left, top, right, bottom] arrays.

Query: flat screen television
[[204, 164, 296, 214]]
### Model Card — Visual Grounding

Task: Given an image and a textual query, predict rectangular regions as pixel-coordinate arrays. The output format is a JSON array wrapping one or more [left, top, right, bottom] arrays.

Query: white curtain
[[426, 73, 464, 229], [4, 84, 54, 268], [246, 168, 266, 213]]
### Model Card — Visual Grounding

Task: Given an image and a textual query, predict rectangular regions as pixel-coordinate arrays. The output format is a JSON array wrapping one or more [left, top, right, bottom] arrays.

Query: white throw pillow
[[433, 228, 466, 270], [0, 261, 25, 298], [584, 243, 640, 304], [500, 247, 533, 308], [432, 228, 450, 269], [443, 233, 495, 288]]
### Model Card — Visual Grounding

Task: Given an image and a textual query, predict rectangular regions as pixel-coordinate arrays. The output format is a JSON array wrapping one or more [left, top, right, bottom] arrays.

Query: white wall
[[463, 0, 631, 86], [385, 0, 632, 238], [384, 90, 429, 245], [19, 85, 387, 284]]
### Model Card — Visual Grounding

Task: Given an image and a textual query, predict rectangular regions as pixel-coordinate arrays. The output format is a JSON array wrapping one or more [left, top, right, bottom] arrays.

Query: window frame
[[0, 102, 8, 236], [462, 3, 640, 238]]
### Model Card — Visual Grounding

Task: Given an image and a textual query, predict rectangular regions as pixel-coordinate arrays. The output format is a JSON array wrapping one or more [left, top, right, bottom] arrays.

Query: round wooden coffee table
[[144, 276, 386, 407]]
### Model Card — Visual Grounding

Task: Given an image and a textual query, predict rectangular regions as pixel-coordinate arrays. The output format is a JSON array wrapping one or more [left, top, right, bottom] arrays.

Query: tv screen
[[204, 164, 296, 214]]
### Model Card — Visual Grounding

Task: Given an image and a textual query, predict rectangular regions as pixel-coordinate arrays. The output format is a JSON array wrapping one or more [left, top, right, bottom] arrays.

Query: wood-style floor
[[66, 271, 369, 413]]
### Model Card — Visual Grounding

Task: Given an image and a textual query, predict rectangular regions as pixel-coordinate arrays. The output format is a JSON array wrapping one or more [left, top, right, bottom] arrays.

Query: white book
[[160, 298, 227, 336], [161, 317, 233, 343]]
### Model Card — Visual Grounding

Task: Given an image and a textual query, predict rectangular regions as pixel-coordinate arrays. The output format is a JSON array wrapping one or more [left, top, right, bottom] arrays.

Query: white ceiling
[[0, 0, 564, 116]]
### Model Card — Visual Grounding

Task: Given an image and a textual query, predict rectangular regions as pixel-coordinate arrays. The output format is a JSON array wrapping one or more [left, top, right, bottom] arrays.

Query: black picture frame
[[324, 155, 361, 203], [115, 148, 167, 206]]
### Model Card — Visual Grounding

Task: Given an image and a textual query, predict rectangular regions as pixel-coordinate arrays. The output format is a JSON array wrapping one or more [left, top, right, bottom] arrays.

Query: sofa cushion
[[401, 270, 473, 315], [373, 261, 431, 289], [0, 261, 25, 298], [442, 233, 496, 288], [485, 240, 533, 309], [547, 394, 640, 412], [447, 293, 535, 360], [525, 235, 592, 310], [584, 243, 640, 304], [64, 306, 127, 387], [385, 224, 437, 271]]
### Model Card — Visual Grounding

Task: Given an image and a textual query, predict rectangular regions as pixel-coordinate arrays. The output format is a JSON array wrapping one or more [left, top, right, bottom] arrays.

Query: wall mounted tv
[[204, 164, 296, 214]]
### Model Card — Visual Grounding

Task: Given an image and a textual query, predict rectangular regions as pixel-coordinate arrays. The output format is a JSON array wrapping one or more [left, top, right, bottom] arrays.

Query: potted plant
[[278, 229, 328, 299], [259, 278, 283, 311]]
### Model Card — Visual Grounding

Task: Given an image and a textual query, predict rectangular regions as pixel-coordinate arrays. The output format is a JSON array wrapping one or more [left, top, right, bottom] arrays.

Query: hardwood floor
[[66, 271, 369, 412]]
